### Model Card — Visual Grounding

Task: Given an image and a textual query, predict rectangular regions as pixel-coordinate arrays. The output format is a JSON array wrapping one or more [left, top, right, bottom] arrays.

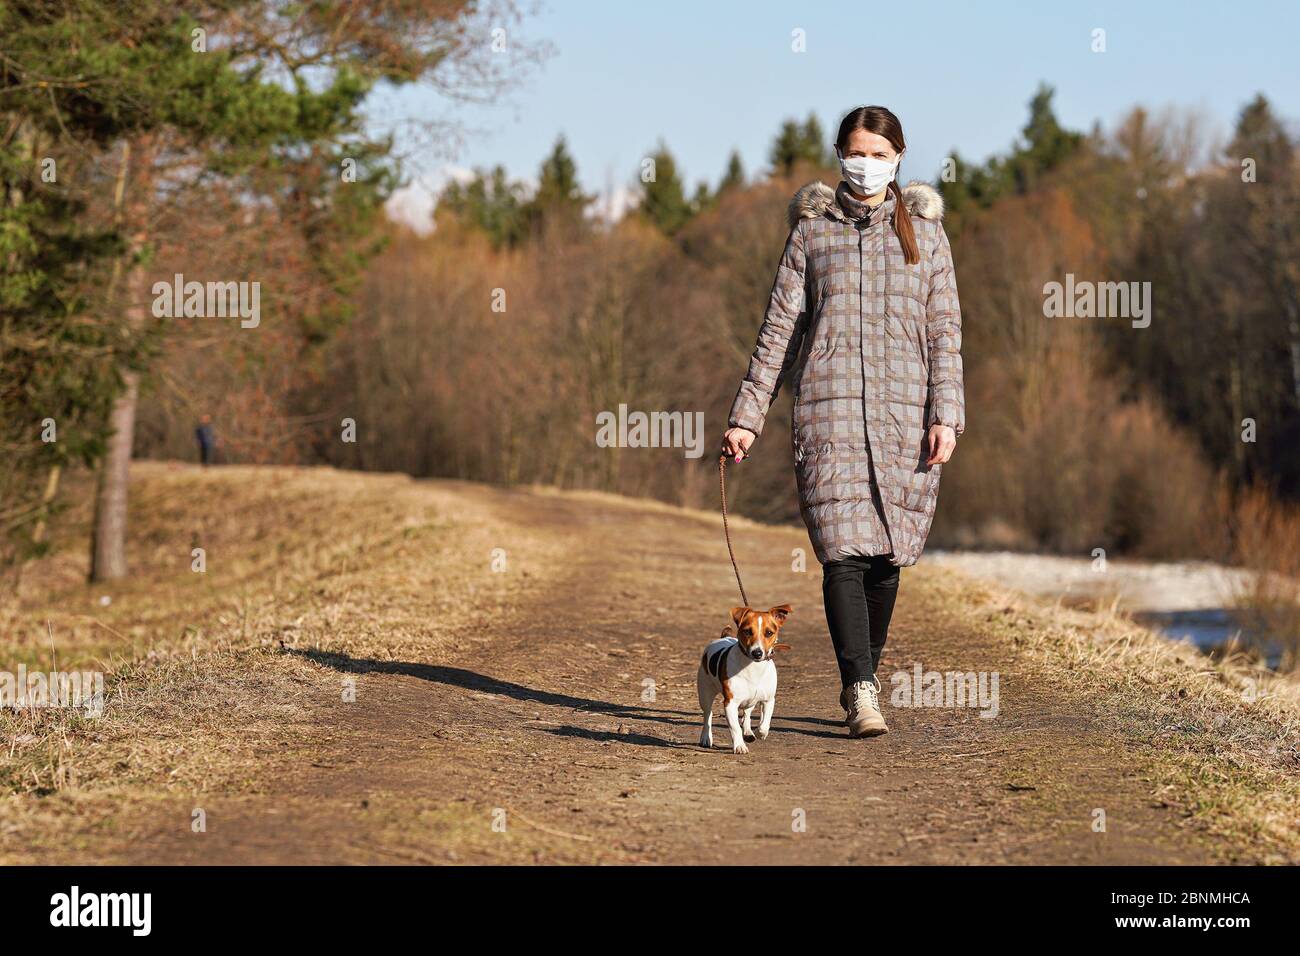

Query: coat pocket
[[895, 460, 940, 515]]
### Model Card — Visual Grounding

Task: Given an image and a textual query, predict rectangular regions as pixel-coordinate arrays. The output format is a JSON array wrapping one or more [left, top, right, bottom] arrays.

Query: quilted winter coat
[[727, 180, 965, 567]]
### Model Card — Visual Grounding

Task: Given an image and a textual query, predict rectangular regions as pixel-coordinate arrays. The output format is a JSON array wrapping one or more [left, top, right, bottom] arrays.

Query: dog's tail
[[720, 625, 735, 639]]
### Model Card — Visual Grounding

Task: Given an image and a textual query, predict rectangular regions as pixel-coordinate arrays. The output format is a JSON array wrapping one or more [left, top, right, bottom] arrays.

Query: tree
[[718, 150, 745, 193], [520, 136, 595, 240], [0, 5, 209, 577], [690, 181, 713, 214], [439, 166, 529, 248], [1007, 84, 1085, 192], [533, 136, 587, 209], [0, 116, 123, 574], [1, 1, 545, 581], [1226, 95, 1300, 413], [936, 148, 1011, 222], [939, 84, 1085, 235], [769, 113, 829, 175], [640, 143, 691, 235], [441, 137, 593, 247], [79, 8, 393, 581]]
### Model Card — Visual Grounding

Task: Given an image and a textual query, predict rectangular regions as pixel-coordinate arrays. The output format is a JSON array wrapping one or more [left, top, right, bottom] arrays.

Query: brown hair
[[835, 106, 919, 265]]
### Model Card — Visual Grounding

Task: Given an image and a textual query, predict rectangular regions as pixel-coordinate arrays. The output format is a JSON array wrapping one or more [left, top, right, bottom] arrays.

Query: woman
[[721, 105, 965, 738]]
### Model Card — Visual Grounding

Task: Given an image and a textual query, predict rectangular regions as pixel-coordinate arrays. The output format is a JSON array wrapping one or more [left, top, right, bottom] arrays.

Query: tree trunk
[[30, 464, 62, 545], [89, 139, 146, 583], [89, 370, 139, 581], [1284, 297, 1300, 411]]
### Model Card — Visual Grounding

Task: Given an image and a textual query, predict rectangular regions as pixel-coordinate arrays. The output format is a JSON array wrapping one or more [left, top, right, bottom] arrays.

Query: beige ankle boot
[[843, 678, 888, 737]]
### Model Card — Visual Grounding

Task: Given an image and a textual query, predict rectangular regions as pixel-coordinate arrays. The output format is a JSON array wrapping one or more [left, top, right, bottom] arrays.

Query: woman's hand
[[722, 427, 756, 461], [927, 424, 956, 466]]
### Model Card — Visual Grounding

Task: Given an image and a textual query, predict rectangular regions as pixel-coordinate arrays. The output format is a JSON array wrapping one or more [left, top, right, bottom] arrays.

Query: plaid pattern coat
[[728, 180, 965, 567]]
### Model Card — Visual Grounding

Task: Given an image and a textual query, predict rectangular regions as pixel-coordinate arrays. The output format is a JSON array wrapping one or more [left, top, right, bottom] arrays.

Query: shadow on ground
[[290, 647, 846, 746]]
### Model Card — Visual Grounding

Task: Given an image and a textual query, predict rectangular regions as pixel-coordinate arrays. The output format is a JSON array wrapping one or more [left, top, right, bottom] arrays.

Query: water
[[926, 551, 1290, 670], [1132, 608, 1284, 670]]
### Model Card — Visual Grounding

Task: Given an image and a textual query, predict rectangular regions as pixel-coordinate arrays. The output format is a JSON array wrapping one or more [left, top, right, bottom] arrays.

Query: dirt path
[[113, 479, 1222, 865]]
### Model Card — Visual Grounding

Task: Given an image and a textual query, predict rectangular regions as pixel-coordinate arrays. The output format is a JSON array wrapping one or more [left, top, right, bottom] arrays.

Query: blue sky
[[375, 0, 1299, 223]]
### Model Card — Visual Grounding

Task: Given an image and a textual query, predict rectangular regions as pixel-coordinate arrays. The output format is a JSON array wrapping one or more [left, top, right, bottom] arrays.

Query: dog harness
[[705, 639, 737, 680]]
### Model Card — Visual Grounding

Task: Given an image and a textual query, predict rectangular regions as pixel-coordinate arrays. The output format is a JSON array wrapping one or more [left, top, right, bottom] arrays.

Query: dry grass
[[947, 569, 1300, 863], [0, 461, 573, 862], [1230, 485, 1300, 670]]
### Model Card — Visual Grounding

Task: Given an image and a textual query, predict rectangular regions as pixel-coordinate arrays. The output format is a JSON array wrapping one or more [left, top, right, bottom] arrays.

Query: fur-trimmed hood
[[787, 180, 943, 230]]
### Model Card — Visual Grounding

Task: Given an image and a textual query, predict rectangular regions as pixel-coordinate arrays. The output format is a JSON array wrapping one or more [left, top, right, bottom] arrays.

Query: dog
[[697, 604, 792, 753]]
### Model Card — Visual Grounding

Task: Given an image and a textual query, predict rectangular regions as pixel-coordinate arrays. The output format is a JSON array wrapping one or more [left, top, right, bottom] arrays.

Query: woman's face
[[839, 128, 899, 161]]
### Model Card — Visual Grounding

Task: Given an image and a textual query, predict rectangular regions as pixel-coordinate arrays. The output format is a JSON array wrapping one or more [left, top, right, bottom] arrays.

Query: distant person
[[721, 105, 965, 739], [195, 415, 215, 466]]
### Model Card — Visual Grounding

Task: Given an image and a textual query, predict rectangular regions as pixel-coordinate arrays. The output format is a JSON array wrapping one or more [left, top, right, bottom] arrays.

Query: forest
[[4, 5, 1299, 640]]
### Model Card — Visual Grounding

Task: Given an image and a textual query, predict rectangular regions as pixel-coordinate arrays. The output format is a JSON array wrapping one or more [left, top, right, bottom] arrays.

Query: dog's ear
[[769, 603, 793, 624], [773, 642, 792, 653], [730, 606, 750, 626]]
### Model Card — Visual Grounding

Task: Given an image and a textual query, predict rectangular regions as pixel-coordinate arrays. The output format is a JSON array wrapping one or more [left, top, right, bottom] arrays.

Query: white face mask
[[838, 150, 899, 196]]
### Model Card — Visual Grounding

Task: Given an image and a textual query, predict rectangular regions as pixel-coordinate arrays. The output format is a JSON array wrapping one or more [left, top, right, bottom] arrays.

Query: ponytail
[[888, 179, 920, 265]]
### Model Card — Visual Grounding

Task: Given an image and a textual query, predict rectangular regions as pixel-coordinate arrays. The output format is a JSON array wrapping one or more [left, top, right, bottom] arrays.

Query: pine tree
[[938, 84, 1083, 226], [440, 166, 529, 248], [1226, 95, 1300, 412], [1229, 94, 1292, 179], [1008, 84, 1085, 192], [718, 151, 745, 192], [640, 144, 692, 235], [770, 120, 803, 175], [524, 136, 592, 235], [770, 113, 829, 175], [801, 113, 831, 166], [690, 181, 713, 214]]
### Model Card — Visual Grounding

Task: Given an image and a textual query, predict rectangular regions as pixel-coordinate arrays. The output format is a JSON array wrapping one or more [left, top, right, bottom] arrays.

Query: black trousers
[[821, 554, 900, 688]]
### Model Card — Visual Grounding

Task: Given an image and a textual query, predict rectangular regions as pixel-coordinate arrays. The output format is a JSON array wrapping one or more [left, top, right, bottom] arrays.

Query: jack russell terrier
[[697, 604, 792, 753]]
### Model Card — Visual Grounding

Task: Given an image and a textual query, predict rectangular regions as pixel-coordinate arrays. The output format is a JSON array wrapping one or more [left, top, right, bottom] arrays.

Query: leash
[[718, 453, 750, 607]]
